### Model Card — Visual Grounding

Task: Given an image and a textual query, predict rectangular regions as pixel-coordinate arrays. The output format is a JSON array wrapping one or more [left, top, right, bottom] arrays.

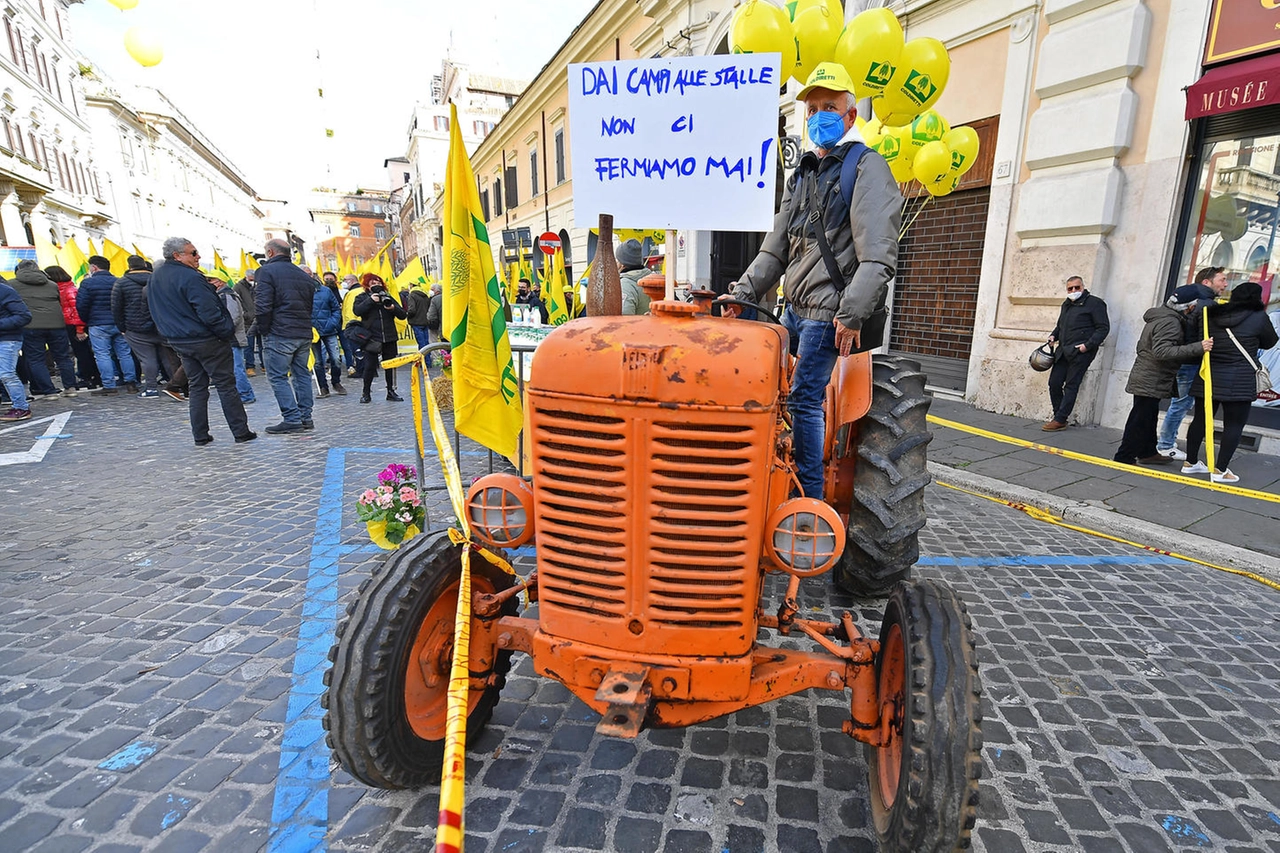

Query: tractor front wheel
[[835, 355, 931, 596], [323, 530, 518, 789], [866, 579, 982, 853]]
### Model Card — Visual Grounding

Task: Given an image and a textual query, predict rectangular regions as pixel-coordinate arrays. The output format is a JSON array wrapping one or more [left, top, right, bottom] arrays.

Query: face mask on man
[[1067, 291, 1083, 302], [807, 108, 850, 150]]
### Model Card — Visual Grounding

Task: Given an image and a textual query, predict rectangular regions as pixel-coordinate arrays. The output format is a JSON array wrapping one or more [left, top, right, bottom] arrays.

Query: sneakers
[[90, 387, 118, 396], [234, 431, 258, 444], [242, 397, 256, 404], [245, 367, 256, 376], [347, 366, 357, 377], [332, 383, 347, 396], [61, 387, 80, 397], [1211, 468, 1239, 484], [162, 389, 186, 402], [317, 389, 331, 399], [265, 421, 306, 434], [387, 389, 404, 402], [1041, 420, 1066, 432], [1, 407, 31, 421], [1181, 461, 1209, 474], [1138, 455, 1171, 465], [359, 393, 371, 404], [1155, 447, 1186, 461], [138, 389, 159, 399]]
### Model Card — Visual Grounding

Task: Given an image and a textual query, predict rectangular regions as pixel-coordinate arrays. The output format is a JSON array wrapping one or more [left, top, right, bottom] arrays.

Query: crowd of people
[[0, 238, 446, 445]]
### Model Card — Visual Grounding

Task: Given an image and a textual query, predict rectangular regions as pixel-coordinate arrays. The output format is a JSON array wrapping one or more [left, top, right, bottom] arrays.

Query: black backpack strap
[[806, 171, 847, 292]]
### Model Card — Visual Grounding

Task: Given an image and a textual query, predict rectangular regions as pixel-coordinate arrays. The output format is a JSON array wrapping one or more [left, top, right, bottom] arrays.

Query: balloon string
[[900, 192, 932, 240]]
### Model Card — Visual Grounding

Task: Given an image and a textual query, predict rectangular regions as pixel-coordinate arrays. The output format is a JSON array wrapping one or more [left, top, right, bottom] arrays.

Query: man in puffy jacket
[[1155, 266, 1227, 459], [112, 255, 186, 400], [77, 255, 137, 396], [0, 279, 32, 420], [1113, 286, 1212, 466], [723, 63, 902, 500], [255, 239, 316, 434], [312, 271, 345, 397], [10, 260, 78, 398], [148, 237, 255, 445], [1043, 276, 1110, 431]]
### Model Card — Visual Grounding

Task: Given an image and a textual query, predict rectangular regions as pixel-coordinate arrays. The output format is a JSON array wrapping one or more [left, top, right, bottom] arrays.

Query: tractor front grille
[[530, 397, 772, 657]]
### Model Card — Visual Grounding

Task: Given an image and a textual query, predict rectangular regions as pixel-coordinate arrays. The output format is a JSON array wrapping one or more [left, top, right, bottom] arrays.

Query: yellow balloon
[[834, 8, 904, 98], [731, 0, 796, 78], [889, 156, 916, 184], [942, 126, 980, 176], [790, 0, 841, 21], [900, 108, 948, 162], [878, 37, 950, 126], [926, 172, 960, 197], [108, 0, 139, 8], [861, 117, 884, 149], [912, 140, 952, 186], [124, 27, 163, 67], [872, 94, 915, 129], [792, 6, 844, 85]]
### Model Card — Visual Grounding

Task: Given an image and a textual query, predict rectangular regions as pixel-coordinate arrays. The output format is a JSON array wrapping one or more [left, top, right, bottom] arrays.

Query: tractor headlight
[[764, 498, 845, 577], [465, 474, 535, 548]]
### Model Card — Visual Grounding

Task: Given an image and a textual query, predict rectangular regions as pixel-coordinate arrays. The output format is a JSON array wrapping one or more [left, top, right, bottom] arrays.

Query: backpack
[[838, 142, 870, 210], [406, 289, 431, 326]]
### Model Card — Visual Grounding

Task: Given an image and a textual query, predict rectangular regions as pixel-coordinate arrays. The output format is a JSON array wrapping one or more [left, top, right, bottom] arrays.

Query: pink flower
[[359, 489, 377, 504]]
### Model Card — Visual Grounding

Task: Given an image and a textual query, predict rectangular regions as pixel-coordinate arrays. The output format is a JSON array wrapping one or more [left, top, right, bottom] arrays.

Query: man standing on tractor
[[723, 62, 902, 500]]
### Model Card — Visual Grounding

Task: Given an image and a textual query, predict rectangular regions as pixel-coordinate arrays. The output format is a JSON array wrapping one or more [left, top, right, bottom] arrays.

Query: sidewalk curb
[[929, 462, 1280, 584]]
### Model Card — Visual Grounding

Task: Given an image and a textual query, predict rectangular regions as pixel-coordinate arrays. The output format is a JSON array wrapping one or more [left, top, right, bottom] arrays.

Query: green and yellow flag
[[57, 237, 90, 282], [396, 256, 429, 293], [442, 101, 523, 457], [213, 250, 236, 284], [544, 249, 570, 326]]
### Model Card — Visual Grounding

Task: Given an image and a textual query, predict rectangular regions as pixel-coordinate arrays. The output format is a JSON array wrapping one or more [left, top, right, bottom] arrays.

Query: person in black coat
[[1182, 282, 1279, 483], [112, 255, 186, 399], [255, 239, 318, 434], [352, 274, 407, 403], [1043, 275, 1110, 431]]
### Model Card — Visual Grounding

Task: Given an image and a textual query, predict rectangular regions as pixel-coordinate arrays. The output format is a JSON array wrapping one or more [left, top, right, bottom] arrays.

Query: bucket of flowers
[[356, 463, 425, 549]]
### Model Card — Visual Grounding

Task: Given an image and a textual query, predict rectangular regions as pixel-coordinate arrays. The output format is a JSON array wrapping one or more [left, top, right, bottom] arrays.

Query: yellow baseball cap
[[796, 62, 856, 101]]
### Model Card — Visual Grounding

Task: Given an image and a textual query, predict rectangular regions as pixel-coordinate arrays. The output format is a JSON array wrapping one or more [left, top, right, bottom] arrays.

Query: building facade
[[310, 188, 392, 274], [84, 82, 264, 261], [0, 0, 113, 255]]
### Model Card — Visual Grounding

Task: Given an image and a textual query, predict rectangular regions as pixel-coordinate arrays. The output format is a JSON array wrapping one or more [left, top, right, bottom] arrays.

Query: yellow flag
[[213, 250, 237, 284], [544, 250, 570, 326], [442, 101, 523, 457], [396, 256, 429, 292], [132, 243, 149, 261], [102, 239, 131, 276], [1200, 308, 1215, 476], [574, 259, 592, 317], [87, 237, 99, 258], [57, 237, 90, 282], [34, 233, 59, 269], [378, 251, 395, 285]]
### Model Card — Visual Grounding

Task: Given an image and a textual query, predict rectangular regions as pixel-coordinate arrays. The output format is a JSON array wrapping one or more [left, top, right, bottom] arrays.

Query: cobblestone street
[[1, 390, 1278, 852]]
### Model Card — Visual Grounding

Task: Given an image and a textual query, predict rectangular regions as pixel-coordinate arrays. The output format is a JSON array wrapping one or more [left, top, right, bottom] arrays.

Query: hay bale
[[431, 373, 454, 411]]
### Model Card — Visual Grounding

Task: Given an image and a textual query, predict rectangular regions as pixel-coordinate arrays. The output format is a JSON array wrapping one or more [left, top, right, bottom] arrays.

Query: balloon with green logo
[[900, 107, 949, 161], [912, 140, 953, 186], [792, 5, 844, 85], [789, 0, 840, 21], [834, 8, 904, 99], [942, 126, 980, 178], [875, 37, 950, 127], [731, 0, 797, 78], [861, 117, 885, 149]]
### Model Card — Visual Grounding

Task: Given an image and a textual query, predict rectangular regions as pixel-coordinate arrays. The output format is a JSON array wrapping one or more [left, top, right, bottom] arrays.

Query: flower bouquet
[[356, 463, 425, 549]]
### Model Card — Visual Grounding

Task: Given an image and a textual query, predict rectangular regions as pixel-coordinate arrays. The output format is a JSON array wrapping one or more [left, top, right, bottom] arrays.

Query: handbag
[[1225, 328, 1273, 396], [345, 320, 374, 351]]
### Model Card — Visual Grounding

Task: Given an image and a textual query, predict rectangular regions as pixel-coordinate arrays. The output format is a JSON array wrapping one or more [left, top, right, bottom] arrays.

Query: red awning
[[1186, 52, 1280, 120]]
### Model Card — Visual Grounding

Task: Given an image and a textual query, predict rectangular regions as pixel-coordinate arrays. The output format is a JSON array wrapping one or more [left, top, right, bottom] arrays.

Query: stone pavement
[[927, 396, 1280, 575], [0, 374, 1277, 852]]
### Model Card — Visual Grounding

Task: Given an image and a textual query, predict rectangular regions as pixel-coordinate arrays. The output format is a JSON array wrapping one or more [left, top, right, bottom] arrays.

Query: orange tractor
[[324, 298, 982, 852]]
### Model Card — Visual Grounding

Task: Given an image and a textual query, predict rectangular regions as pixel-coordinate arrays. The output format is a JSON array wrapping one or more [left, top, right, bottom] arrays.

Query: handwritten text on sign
[[568, 54, 780, 232]]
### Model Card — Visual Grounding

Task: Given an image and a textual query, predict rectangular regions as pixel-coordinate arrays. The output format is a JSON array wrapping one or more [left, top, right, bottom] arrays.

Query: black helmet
[[1029, 343, 1055, 372]]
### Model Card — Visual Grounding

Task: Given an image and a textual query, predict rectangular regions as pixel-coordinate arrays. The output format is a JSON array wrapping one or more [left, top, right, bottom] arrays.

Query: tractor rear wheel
[[866, 580, 982, 853], [323, 529, 518, 789], [835, 355, 931, 596]]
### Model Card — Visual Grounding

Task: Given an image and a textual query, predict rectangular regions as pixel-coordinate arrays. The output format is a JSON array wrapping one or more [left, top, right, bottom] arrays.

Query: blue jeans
[[88, 325, 136, 388], [412, 325, 431, 349], [1157, 363, 1197, 451], [0, 339, 26, 410], [313, 334, 343, 390], [264, 335, 313, 424], [232, 345, 255, 402], [783, 307, 839, 499]]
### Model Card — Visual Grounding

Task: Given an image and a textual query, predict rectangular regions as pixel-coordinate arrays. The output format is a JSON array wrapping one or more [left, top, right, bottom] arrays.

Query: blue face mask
[[807, 109, 849, 150]]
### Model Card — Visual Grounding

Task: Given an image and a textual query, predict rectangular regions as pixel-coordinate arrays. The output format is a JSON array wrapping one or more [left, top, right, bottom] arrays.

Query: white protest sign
[[569, 54, 780, 232]]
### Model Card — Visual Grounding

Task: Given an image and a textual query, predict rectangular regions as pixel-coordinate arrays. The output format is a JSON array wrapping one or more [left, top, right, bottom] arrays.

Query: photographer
[[352, 273, 407, 403]]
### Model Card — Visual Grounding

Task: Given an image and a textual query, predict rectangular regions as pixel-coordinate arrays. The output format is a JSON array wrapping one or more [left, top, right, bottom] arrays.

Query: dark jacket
[[254, 255, 316, 339], [0, 281, 32, 342], [111, 270, 157, 336], [426, 289, 443, 334], [1050, 290, 1110, 361], [1125, 304, 1205, 399], [404, 288, 431, 326], [353, 290, 407, 344], [1190, 295, 1279, 402], [75, 269, 119, 327], [312, 284, 342, 336], [235, 278, 256, 336], [735, 140, 902, 330], [147, 261, 235, 345], [10, 265, 65, 329]]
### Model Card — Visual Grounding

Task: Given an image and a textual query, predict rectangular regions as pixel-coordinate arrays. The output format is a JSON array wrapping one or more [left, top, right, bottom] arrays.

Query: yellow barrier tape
[[926, 414, 1280, 505], [934, 479, 1280, 593], [1202, 308, 1215, 476]]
